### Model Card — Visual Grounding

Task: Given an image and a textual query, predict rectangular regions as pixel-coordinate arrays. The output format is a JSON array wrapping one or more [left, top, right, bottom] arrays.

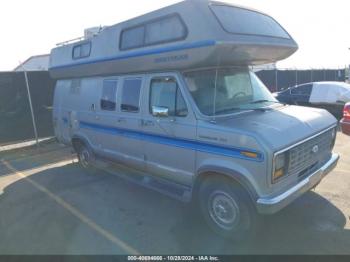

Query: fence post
[[20, 65, 39, 146], [295, 69, 298, 86], [311, 69, 313, 82], [335, 70, 337, 81], [275, 68, 278, 91]]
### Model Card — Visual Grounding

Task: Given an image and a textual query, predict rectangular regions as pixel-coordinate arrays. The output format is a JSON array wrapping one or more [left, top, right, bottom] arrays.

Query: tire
[[198, 176, 258, 240], [76, 142, 96, 171]]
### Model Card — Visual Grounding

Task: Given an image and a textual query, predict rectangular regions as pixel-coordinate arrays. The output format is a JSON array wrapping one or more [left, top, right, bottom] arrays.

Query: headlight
[[272, 152, 288, 183]]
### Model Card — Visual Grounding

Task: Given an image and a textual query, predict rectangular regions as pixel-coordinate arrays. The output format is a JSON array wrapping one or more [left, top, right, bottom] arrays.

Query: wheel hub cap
[[209, 191, 240, 230], [80, 149, 90, 168]]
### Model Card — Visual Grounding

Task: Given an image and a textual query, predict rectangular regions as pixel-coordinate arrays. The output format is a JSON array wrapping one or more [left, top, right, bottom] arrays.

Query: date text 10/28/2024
[[128, 256, 220, 261]]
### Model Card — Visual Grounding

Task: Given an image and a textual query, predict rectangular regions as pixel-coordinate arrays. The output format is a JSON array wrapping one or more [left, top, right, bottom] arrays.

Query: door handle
[[117, 118, 127, 124], [142, 120, 154, 127]]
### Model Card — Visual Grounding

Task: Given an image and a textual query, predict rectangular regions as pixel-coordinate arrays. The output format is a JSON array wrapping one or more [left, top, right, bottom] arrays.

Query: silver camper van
[[50, 0, 339, 239]]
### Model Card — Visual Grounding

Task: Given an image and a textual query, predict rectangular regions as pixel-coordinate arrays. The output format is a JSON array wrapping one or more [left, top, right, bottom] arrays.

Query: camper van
[[50, 0, 339, 239]]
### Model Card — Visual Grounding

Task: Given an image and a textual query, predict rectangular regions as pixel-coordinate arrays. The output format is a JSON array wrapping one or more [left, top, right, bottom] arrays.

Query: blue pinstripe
[[79, 121, 264, 162]]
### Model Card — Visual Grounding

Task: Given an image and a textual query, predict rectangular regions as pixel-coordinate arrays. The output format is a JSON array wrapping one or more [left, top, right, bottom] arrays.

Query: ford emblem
[[312, 145, 319, 154]]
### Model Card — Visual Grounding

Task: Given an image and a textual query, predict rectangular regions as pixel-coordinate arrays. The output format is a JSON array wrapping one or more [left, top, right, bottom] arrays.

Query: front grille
[[288, 129, 334, 176]]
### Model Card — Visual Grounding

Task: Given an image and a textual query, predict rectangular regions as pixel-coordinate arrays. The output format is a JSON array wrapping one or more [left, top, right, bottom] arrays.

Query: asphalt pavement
[[0, 134, 349, 255]]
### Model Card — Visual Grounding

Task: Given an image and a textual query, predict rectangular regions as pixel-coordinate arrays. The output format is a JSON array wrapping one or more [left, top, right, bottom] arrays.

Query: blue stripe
[[79, 121, 264, 162], [49, 40, 216, 71]]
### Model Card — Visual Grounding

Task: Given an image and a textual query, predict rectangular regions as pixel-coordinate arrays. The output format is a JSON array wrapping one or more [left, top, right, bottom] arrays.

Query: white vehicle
[[275, 81, 350, 119]]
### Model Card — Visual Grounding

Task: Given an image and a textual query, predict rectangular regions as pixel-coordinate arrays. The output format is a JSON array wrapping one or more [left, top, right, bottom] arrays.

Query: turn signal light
[[241, 151, 258, 159]]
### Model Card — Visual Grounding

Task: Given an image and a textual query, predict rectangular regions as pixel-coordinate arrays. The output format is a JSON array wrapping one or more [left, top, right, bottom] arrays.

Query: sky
[[1, 0, 350, 71]]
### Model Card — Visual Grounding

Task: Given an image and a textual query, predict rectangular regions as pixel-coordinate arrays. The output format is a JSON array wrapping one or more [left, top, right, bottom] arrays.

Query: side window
[[145, 15, 186, 45], [150, 77, 188, 117], [70, 79, 81, 94], [298, 84, 312, 95], [72, 42, 91, 59], [291, 84, 312, 95], [120, 14, 187, 50], [291, 87, 298, 95], [120, 26, 145, 50], [101, 80, 118, 111], [121, 78, 142, 112]]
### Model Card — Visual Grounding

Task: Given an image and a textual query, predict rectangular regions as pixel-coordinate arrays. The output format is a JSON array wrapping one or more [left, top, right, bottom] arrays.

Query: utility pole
[[19, 62, 39, 146]]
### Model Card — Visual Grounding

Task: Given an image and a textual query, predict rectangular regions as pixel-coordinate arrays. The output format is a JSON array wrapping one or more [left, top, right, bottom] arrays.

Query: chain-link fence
[[0, 71, 56, 146], [256, 68, 346, 93], [0, 68, 347, 145]]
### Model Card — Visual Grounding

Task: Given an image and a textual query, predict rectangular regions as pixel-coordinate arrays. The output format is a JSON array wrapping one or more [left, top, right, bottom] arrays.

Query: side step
[[93, 158, 192, 202]]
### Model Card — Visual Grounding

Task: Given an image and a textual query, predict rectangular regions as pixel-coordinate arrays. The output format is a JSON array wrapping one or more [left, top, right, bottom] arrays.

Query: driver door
[[140, 73, 196, 186]]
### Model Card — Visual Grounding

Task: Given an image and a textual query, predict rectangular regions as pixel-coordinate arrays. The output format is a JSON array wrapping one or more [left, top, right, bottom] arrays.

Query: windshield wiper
[[250, 100, 282, 104], [215, 106, 265, 115], [215, 107, 243, 115], [215, 101, 284, 115]]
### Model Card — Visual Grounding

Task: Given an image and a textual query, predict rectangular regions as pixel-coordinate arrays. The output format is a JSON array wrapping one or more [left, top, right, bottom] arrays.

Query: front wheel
[[198, 176, 258, 240]]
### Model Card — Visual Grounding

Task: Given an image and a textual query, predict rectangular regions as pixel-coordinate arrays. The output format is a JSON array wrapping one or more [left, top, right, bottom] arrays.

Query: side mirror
[[152, 106, 169, 117]]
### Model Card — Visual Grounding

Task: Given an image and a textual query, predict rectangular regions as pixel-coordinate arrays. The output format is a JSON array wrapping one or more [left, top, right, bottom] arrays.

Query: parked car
[[274, 82, 350, 119], [340, 103, 350, 135], [50, 0, 339, 240]]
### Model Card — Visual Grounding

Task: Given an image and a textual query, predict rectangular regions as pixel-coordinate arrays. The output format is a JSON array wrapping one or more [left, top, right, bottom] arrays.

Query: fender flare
[[71, 134, 94, 153], [194, 165, 259, 202]]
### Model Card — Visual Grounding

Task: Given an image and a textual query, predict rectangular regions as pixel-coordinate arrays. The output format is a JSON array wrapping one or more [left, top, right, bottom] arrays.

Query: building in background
[[14, 54, 50, 72]]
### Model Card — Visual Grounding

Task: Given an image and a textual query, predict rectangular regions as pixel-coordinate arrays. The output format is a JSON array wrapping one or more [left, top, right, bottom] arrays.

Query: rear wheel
[[76, 142, 96, 170], [198, 176, 258, 240]]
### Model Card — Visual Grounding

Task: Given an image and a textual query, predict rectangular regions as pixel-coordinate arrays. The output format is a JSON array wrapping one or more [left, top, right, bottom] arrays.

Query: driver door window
[[149, 77, 188, 117]]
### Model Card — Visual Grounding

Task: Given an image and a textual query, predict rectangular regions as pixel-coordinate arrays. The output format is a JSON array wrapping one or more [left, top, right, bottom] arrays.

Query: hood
[[215, 105, 337, 151]]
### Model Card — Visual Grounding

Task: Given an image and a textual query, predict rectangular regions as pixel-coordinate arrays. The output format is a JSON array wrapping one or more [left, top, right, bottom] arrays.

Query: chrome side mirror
[[152, 106, 169, 117]]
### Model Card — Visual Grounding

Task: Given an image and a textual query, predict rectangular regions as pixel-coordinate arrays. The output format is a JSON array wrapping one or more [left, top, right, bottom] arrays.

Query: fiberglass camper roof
[[49, 0, 298, 79]]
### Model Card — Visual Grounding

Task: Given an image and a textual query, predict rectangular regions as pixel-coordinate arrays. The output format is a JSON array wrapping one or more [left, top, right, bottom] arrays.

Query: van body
[[50, 0, 339, 238]]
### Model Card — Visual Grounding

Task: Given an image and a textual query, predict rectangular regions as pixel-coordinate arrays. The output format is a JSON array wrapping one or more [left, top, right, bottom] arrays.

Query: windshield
[[184, 68, 277, 116]]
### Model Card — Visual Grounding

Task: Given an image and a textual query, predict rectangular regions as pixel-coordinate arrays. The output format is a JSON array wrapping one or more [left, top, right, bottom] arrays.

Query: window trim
[[149, 76, 188, 118], [120, 77, 143, 113], [209, 4, 292, 40], [72, 41, 92, 60], [119, 13, 188, 51]]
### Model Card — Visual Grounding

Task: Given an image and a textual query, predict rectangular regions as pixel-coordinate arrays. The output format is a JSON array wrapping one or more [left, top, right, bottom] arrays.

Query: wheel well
[[71, 137, 84, 153], [193, 172, 256, 203]]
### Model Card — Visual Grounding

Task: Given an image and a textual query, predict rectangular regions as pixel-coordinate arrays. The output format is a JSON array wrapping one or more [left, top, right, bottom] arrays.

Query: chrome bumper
[[256, 153, 340, 214]]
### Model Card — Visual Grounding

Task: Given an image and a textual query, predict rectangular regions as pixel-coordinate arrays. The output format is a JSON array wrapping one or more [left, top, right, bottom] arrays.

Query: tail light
[[344, 104, 350, 120]]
